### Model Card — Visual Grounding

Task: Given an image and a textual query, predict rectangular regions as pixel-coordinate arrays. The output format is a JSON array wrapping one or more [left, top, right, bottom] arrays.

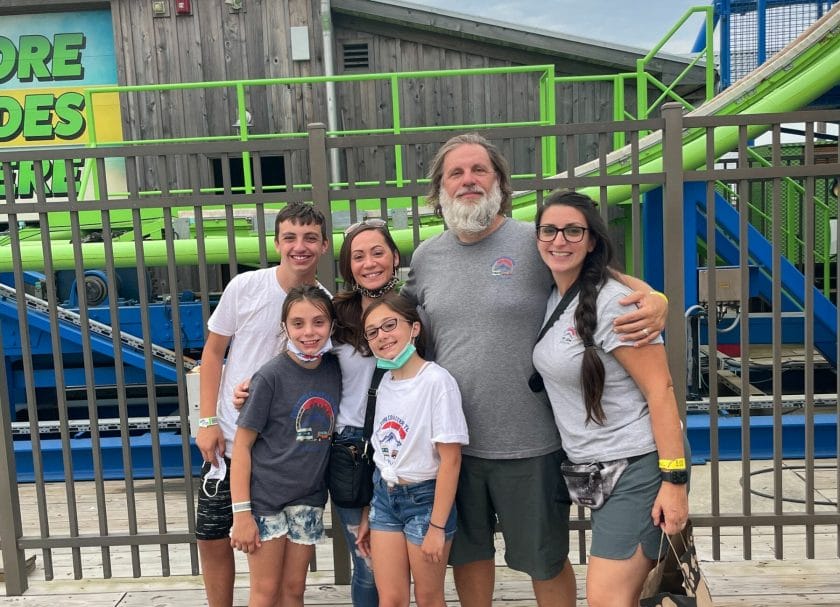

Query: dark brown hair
[[536, 190, 614, 425], [273, 202, 327, 241], [360, 293, 426, 359], [332, 223, 401, 354]]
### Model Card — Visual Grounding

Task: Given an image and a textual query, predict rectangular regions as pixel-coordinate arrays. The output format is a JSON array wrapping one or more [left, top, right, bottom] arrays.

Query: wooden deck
[[1, 460, 838, 605]]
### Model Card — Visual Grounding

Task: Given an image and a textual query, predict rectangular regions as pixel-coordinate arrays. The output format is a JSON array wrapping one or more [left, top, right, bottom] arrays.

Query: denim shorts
[[368, 471, 456, 546], [254, 504, 325, 545]]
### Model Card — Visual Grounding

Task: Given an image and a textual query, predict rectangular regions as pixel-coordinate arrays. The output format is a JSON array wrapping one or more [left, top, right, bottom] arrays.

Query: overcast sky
[[407, 0, 711, 54]]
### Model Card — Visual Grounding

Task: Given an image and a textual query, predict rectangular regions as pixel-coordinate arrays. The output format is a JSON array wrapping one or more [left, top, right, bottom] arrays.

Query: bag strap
[[535, 281, 581, 344], [362, 367, 387, 446]]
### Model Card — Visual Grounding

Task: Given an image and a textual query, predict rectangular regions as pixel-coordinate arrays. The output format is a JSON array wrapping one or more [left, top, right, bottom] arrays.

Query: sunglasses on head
[[344, 218, 387, 236]]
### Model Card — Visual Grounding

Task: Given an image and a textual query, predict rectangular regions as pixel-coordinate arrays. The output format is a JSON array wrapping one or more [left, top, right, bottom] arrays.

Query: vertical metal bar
[[390, 75, 405, 187], [705, 126, 721, 561], [308, 123, 337, 291], [221, 153, 238, 277], [87, 156, 113, 578], [188, 155, 212, 334], [630, 131, 641, 277], [130, 173, 170, 576], [660, 103, 687, 416], [803, 122, 816, 559], [158, 154, 198, 573], [0, 162, 27, 596], [16, 160, 52, 576], [770, 124, 784, 560], [251, 151, 269, 267], [736, 124, 752, 560], [112, 155, 142, 576]]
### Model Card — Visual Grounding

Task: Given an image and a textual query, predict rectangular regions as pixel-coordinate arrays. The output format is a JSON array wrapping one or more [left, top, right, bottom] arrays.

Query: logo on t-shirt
[[561, 326, 578, 343], [295, 395, 335, 442], [490, 256, 515, 278], [376, 415, 409, 462]]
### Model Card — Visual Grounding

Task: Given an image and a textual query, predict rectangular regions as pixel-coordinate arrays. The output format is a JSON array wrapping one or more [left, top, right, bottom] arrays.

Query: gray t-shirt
[[236, 352, 342, 515], [533, 278, 661, 463], [402, 218, 561, 459]]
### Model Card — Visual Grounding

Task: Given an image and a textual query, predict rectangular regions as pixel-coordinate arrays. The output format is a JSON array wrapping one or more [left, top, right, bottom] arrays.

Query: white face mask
[[282, 323, 334, 362]]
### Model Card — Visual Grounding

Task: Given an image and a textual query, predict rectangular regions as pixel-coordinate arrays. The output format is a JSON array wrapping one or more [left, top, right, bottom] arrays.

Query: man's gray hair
[[426, 133, 513, 217]]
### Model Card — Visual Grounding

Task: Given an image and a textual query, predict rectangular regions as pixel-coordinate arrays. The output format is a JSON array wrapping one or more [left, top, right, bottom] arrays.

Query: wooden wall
[[109, 0, 328, 190], [330, 13, 664, 183], [0, 0, 705, 188]]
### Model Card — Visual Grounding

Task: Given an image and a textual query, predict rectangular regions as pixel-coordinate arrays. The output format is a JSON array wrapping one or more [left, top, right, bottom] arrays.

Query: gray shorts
[[589, 446, 691, 561], [449, 450, 570, 580]]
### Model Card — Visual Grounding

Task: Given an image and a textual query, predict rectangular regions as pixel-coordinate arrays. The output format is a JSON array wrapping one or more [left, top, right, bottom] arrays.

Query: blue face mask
[[375, 341, 416, 370]]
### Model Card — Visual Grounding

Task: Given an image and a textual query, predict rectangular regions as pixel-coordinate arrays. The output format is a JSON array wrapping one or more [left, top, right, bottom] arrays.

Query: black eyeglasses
[[364, 317, 408, 341], [344, 218, 387, 236], [536, 224, 588, 243]]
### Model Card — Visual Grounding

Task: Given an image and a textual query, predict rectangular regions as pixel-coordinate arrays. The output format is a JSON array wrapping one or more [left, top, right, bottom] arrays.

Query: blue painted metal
[[14, 433, 202, 482], [687, 185, 838, 366], [687, 413, 838, 462]]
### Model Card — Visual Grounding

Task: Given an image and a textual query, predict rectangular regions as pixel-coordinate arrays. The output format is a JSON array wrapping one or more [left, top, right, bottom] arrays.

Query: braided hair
[[536, 190, 615, 425]]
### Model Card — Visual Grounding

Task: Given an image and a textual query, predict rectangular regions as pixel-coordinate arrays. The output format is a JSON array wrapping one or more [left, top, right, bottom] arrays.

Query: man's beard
[[439, 181, 503, 234]]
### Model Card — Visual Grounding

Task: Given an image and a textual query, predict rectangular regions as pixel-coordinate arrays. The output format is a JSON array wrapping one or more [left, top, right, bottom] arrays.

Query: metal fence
[[0, 104, 838, 595]]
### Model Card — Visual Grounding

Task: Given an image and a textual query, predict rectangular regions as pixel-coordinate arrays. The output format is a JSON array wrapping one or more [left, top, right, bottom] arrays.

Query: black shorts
[[195, 457, 232, 541]]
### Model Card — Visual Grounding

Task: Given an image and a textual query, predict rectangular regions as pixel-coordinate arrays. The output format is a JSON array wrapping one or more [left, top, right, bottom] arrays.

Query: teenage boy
[[194, 202, 329, 607]]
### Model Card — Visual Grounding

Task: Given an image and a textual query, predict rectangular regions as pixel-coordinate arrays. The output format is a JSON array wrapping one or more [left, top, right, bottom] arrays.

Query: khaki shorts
[[449, 450, 570, 580]]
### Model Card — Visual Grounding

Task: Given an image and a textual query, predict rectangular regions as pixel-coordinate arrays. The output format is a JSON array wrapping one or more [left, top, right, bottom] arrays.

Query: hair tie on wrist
[[429, 521, 446, 530]]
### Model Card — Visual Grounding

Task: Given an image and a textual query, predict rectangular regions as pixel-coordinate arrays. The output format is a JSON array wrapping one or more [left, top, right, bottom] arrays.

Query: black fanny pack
[[560, 457, 630, 510]]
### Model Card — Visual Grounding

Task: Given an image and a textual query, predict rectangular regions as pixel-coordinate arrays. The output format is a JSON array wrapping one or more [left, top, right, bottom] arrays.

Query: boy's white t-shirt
[[207, 267, 288, 456], [371, 362, 469, 484]]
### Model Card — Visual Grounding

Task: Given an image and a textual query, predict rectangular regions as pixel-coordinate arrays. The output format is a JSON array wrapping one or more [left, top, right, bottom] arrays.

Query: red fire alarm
[[175, 0, 192, 15]]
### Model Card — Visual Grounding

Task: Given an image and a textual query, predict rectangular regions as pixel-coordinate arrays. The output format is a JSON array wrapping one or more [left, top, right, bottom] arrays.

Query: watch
[[198, 416, 218, 428], [660, 469, 689, 485]]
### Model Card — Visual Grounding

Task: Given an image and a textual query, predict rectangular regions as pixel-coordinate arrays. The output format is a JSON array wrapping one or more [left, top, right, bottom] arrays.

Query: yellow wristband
[[659, 458, 686, 471], [650, 290, 669, 305]]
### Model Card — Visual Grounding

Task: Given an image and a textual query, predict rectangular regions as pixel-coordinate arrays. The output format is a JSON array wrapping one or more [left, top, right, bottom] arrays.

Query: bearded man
[[401, 133, 668, 607]]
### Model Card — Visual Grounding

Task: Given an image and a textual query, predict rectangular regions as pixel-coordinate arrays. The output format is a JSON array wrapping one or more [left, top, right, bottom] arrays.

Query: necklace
[[354, 275, 399, 298]]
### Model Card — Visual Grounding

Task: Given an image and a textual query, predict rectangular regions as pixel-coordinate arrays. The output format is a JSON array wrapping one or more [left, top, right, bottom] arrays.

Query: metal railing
[[0, 107, 838, 595]]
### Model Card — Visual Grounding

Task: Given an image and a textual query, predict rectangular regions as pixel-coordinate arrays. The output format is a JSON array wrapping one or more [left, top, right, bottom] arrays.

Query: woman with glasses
[[355, 292, 467, 607], [532, 190, 689, 607], [329, 218, 404, 606]]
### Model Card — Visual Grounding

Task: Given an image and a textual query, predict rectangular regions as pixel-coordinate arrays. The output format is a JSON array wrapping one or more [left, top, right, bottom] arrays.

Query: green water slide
[[507, 3, 840, 215]]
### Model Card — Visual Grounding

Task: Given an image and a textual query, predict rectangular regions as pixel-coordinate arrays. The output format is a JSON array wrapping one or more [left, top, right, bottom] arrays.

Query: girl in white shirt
[[356, 293, 468, 607]]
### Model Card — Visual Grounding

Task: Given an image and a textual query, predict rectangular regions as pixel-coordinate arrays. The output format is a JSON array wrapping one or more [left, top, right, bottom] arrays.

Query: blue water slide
[[645, 182, 837, 366]]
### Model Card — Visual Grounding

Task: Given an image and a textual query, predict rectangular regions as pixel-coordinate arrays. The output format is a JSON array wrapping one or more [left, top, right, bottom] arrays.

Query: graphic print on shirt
[[294, 393, 336, 446], [376, 415, 410, 464], [490, 256, 515, 278], [561, 326, 578, 343]]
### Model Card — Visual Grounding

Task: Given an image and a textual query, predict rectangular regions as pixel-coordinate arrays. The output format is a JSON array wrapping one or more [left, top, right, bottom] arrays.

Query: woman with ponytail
[[532, 190, 689, 607]]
